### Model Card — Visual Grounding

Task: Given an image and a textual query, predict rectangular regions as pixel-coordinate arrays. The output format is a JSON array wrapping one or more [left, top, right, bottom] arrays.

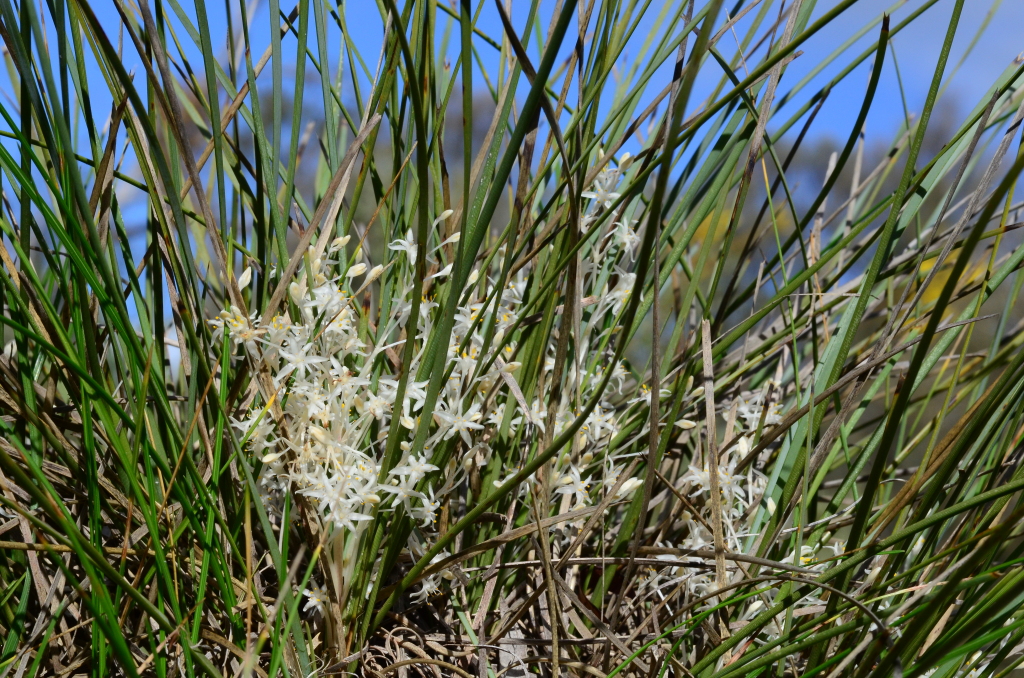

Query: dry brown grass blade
[[553, 570, 650, 673], [636, 546, 817, 575], [377, 657, 475, 678], [88, 97, 126, 245], [530, 485, 561, 678], [0, 539, 154, 556], [201, 629, 270, 678], [702, 320, 728, 589], [464, 557, 713, 573], [445, 74, 514, 230]]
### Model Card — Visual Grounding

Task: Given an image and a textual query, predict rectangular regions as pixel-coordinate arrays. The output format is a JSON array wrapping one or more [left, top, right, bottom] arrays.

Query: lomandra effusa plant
[[5, 0, 1024, 675]]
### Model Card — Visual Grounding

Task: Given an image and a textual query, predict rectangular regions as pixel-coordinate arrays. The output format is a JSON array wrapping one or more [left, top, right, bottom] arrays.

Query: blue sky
[[40, 0, 1024, 260], [3, 0, 1008, 201], [3, 0, 1021, 370], [62, 0, 1024, 155], [3, 0, 1019, 240], [296, 0, 1024, 144]]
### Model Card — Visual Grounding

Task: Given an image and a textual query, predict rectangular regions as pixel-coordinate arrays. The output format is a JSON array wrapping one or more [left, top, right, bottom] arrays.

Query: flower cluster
[[214, 165, 660, 611]]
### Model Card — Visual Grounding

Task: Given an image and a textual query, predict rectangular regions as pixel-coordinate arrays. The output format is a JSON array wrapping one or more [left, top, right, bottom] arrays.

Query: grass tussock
[[2, 0, 1024, 677]]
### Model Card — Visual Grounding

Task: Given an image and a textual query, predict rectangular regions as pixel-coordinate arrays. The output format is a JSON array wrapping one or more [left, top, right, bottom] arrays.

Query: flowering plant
[[3, 1, 1024, 678]]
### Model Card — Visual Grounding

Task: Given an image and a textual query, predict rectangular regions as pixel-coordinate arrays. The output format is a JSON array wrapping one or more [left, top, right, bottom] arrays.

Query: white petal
[[432, 209, 455, 227], [237, 265, 252, 288], [428, 263, 453, 280]]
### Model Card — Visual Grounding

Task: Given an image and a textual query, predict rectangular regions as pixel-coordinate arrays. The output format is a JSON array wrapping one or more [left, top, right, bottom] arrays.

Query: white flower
[[411, 485, 441, 528], [411, 575, 440, 604], [605, 267, 637, 316], [201, 149, 712, 629], [380, 477, 426, 510], [615, 477, 644, 498], [275, 346, 329, 383], [736, 391, 782, 431], [629, 384, 671, 407], [582, 167, 622, 210], [435, 402, 484, 446], [328, 497, 375, 532], [302, 584, 328, 614], [390, 453, 439, 486], [209, 305, 263, 358], [605, 219, 640, 260], [362, 393, 391, 420], [388, 230, 417, 266], [554, 465, 590, 506]]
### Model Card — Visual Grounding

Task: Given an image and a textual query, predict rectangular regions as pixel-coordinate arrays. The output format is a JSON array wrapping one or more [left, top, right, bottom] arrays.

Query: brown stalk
[[530, 485, 561, 677], [702, 320, 728, 590]]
